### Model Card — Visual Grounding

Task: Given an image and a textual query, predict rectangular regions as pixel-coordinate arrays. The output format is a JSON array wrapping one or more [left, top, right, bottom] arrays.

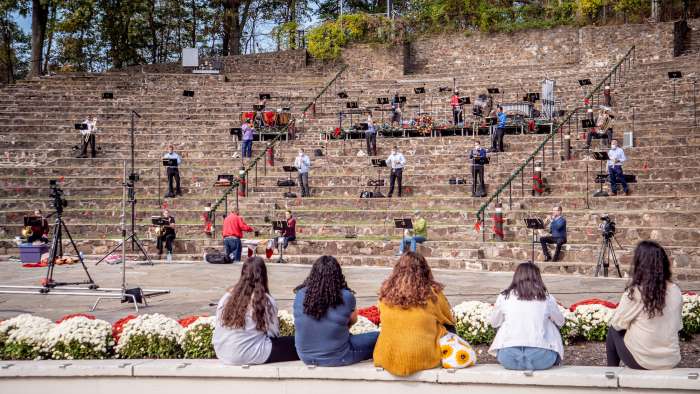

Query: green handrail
[[208, 64, 348, 218], [475, 45, 636, 223]]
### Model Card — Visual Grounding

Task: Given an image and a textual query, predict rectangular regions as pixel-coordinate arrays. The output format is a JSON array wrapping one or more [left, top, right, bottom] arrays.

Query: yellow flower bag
[[440, 332, 477, 369]]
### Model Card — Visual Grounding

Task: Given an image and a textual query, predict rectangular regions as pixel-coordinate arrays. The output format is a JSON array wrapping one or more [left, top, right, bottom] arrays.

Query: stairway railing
[[474, 46, 636, 240], [207, 64, 348, 234]]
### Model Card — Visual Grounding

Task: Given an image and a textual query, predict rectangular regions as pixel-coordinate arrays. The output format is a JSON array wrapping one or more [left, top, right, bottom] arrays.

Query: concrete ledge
[[0, 360, 698, 393]]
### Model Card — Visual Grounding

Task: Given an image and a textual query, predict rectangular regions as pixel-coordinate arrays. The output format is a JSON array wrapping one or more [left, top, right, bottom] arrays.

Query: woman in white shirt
[[607, 241, 682, 370], [488, 261, 564, 370], [213, 256, 299, 364]]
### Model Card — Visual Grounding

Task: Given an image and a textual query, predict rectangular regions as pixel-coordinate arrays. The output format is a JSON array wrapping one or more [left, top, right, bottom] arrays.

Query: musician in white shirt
[[386, 146, 406, 198], [78, 115, 98, 158]]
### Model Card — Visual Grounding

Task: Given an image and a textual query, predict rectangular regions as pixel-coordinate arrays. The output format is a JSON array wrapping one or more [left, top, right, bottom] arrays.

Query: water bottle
[[79, 252, 85, 262]]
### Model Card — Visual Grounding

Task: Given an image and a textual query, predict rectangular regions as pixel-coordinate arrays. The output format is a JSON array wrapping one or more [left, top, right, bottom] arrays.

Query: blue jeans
[[608, 165, 628, 194], [497, 346, 560, 371], [242, 140, 253, 158], [303, 332, 379, 367], [399, 236, 426, 253], [223, 237, 242, 262], [282, 236, 296, 249]]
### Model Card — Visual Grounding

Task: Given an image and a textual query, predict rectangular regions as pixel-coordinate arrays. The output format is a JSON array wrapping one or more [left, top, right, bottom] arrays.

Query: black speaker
[[102, 92, 113, 99], [183, 90, 195, 97]]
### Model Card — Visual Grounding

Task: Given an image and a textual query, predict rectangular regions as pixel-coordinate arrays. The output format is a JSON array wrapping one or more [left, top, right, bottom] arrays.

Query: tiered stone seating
[[0, 26, 698, 279]]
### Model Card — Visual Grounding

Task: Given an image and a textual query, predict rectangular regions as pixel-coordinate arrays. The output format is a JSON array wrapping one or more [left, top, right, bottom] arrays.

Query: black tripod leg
[[130, 234, 153, 265], [594, 237, 606, 277], [610, 240, 622, 278], [95, 240, 126, 265], [43, 221, 62, 289], [62, 219, 96, 285]]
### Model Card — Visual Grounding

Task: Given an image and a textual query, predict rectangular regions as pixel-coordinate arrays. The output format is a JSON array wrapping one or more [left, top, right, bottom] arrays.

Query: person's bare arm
[[348, 309, 358, 328]]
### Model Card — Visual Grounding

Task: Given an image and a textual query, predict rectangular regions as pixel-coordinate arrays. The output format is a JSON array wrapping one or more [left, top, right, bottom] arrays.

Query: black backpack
[[205, 249, 231, 264]]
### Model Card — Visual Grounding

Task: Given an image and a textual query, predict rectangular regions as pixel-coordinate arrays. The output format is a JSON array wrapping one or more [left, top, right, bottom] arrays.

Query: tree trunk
[[651, 0, 660, 22], [30, 0, 49, 77], [43, 2, 57, 74], [223, 0, 250, 56], [191, 0, 197, 48], [148, 0, 158, 63], [1, 11, 14, 83]]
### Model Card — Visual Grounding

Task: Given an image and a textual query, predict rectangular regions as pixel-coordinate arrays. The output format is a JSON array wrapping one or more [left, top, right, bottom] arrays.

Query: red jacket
[[450, 95, 460, 108], [223, 213, 253, 238]]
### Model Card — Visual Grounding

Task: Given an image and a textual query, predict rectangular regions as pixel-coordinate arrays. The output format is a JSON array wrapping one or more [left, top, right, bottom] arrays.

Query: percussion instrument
[[263, 111, 276, 127], [240, 112, 255, 123], [472, 94, 493, 117], [417, 114, 433, 135], [276, 112, 291, 126], [500, 102, 534, 118]]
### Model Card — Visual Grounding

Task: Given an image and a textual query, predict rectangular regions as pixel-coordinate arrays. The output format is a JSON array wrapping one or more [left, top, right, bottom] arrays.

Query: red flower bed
[[358, 306, 380, 325], [112, 315, 137, 341], [569, 298, 618, 312], [178, 316, 200, 328], [56, 313, 96, 324]]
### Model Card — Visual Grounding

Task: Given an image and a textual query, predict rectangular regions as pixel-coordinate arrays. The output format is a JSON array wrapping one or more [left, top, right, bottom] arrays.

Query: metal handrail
[[208, 64, 348, 219], [475, 45, 636, 223]]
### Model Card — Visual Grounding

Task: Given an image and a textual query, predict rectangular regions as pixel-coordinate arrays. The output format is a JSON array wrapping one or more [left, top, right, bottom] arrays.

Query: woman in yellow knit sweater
[[373, 252, 459, 376]]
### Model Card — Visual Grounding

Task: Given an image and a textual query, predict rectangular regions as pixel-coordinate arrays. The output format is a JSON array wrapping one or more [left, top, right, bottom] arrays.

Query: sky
[[13, 11, 31, 33]]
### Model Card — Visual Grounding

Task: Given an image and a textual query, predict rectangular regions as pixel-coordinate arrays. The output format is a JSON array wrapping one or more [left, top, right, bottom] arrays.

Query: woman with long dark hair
[[213, 256, 298, 364], [607, 241, 682, 369], [293, 255, 378, 366], [374, 252, 465, 376], [488, 261, 565, 370]]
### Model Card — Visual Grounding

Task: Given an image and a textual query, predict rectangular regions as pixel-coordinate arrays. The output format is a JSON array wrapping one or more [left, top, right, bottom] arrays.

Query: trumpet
[[153, 226, 165, 238], [21, 226, 33, 238]]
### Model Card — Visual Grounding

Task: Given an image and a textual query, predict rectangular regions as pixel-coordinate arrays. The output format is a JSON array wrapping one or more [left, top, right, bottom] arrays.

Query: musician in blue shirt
[[163, 145, 182, 198], [607, 139, 629, 196], [468, 140, 487, 197], [491, 106, 507, 153], [540, 205, 567, 262]]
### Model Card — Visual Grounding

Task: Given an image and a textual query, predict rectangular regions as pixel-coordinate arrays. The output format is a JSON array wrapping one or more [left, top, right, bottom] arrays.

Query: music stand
[[282, 165, 297, 196], [668, 71, 682, 102], [162, 158, 178, 167], [346, 101, 359, 109], [524, 218, 545, 262], [592, 151, 609, 197], [414, 87, 426, 94], [74, 123, 88, 130], [272, 220, 289, 264], [581, 119, 595, 129], [458, 97, 471, 105], [394, 218, 413, 252], [259, 93, 271, 100], [371, 159, 387, 196], [253, 104, 265, 111]]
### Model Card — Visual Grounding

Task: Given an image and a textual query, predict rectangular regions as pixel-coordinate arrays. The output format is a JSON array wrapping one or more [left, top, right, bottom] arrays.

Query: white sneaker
[[166, 253, 172, 263]]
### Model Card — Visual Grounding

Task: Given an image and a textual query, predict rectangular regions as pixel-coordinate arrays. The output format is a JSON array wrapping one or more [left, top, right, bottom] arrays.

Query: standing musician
[[155, 209, 176, 261], [492, 106, 507, 153], [468, 140, 487, 197], [391, 92, 402, 127], [78, 115, 98, 158], [603, 86, 613, 107], [254, 97, 267, 128], [540, 205, 567, 262], [26, 209, 50, 243], [607, 139, 630, 196], [366, 113, 377, 156], [386, 145, 406, 198], [585, 107, 614, 149], [451, 90, 463, 126], [163, 144, 182, 198], [294, 148, 311, 197]]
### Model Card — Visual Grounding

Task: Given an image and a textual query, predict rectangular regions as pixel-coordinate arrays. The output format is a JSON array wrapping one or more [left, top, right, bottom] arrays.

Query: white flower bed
[[557, 305, 579, 345], [183, 316, 215, 359], [116, 313, 184, 359], [278, 310, 295, 336], [682, 293, 700, 337], [45, 316, 114, 360], [453, 301, 496, 344], [570, 304, 614, 341], [350, 316, 379, 335], [0, 314, 55, 360]]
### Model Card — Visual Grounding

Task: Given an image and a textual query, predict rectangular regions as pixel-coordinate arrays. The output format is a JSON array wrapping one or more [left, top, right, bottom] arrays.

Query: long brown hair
[[501, 261, 548, 301], [379, 252, 444, 307], [627, 241, 672, 318], [220, 256, 272, 331]]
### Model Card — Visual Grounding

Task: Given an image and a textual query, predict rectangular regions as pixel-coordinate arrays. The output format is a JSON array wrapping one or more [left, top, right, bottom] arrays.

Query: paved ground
[[1, 259, 700, 322]]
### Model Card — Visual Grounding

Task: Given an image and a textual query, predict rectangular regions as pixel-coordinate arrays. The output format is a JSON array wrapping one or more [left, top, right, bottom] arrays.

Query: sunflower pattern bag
[[440, 332, 477, 369]]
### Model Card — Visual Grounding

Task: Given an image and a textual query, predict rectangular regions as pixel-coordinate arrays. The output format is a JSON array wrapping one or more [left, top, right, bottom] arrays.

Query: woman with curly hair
[[607, 241, 683, 369], [293, 255, 378, 366], [488, 261, 564, 370], [373, 252, 465, 376], [213, 256, 298, 365]]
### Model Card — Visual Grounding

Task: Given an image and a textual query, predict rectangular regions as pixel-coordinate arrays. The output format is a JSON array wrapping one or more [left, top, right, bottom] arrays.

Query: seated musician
[[585, 107, 614, 149], [279, 210, 296, 249], [78, 115, 98, 158], [540, 205, 567, 262], [396, 210, 427, 255], [468, 140, 487, 197], [27, 209, 49, 243], [156, 209, 176, 262]]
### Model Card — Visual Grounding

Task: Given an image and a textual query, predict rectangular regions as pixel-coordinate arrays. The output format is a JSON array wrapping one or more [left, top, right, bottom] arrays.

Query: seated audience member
[[397, 210, 427, 255], [213, 257, 299, 365], [374, 252, 473, 376], [607, 241, 682, 370], [27, 209, 49, 243], [294, 255, 378, 366], [489, 261, 565, 370]]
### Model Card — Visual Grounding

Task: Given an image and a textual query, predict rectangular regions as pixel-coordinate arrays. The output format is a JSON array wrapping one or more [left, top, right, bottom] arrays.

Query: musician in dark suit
[[391, 92, 402, 127], [78, 116, 97, 158], [156, 209, 176, 262], [540, 205, 567, 262], [468, 140, 487, 197]]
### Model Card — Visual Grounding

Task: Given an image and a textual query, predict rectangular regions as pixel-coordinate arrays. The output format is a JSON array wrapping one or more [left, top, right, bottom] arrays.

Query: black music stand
[[253, 104, 265, 111], [371, 159, 387, 197], [668, 71, 682, 102], [282, 165, 297, 196], [394, 218, 413, 253], [74, 123, 88, 131], [524, 218, 545, 263], [272, 220, 289, 264], [592, 151, 609, 197]]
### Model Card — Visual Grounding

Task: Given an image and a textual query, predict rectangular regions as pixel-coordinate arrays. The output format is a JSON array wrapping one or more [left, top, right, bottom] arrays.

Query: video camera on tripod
[[49, 180, 68, 214], [598, 214, 616, 239]]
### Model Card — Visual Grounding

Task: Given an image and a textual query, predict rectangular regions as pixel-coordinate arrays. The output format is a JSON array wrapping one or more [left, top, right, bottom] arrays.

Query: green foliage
[[1, 340, 43, 360], [182, 324, 215, 359], [49, 339, 112, 360], [117, 334, 183, 359], [455, 320, 496, 345], [307, 13, 402, 60]]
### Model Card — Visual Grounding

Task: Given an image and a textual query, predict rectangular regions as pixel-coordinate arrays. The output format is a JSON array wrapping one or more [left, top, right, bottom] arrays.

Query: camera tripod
[[42, 210, 98, 293], [594, 234, 623, 278]]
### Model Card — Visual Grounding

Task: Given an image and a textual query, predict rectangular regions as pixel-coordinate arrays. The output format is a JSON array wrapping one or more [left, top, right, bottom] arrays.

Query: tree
[[221, 0, 254, 55], [29, 0, 49, 76]]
